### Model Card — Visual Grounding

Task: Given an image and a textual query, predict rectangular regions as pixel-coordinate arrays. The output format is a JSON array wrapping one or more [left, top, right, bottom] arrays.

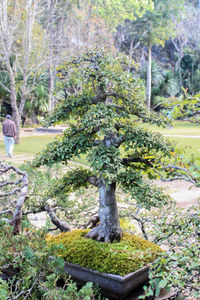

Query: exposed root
[[86, 225, 123, 242]]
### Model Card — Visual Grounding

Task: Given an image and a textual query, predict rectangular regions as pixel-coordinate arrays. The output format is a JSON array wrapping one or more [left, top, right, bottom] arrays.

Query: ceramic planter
[[64, 262, 149, 299]]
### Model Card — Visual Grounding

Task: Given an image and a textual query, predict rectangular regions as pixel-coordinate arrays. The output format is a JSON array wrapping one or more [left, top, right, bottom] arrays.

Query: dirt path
[[154, 179, 200, 208]]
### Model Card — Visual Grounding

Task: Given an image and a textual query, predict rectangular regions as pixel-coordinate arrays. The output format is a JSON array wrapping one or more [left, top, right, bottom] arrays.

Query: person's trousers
[[3, 136, 15, 157]]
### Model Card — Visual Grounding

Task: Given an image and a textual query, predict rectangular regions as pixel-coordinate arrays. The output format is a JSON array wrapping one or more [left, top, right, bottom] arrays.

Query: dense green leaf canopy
[[88, 0, 154, 28], [33, 51, 174, 209]]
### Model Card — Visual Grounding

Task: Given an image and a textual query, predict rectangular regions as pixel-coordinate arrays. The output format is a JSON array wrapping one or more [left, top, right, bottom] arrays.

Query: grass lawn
[[150, 121, 200, 161], [0, 135, 55, 157], [149, 121, 200, 136], [167, 137, 200, 160]]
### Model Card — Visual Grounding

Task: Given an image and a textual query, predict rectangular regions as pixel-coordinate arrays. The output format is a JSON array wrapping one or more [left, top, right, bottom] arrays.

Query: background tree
[[115, 0, 185, 108], [89, 0, 154, 28], [40, 0, 74, 112], [172, 0, 200, 94], [39, 0, 115, 112], [0, 0, 45, 142], [33, 51, 177, 242], [21, 72, 49, 125]]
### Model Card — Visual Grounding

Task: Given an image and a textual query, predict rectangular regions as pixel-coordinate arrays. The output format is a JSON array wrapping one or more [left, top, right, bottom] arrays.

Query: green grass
[[167, 137, 200, 160], [141, 121, 200, 161], [0, 135, 55, 157], [149, 121, 200, 136]]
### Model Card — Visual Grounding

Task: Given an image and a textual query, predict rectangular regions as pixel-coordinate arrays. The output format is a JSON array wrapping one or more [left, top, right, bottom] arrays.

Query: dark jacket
[[2, 119, 16, 137]]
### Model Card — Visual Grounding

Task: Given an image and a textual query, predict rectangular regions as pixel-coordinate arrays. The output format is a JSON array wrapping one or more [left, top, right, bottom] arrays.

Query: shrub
[[0, 223, 103, 299]]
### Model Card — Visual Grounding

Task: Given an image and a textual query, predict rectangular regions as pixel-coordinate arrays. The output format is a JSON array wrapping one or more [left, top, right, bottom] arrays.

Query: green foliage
[[49, 168, 94, 197], [0, 223, 103, 299], [122, 124, 173, 153], [88, 0, 154, 28], [171, 92, 200, 123], [44, 94, 92, 127], [47, 230, 163, 276], [141, 61, 179, 107], [88, 144, 122, 183], [139, 205, 200, 299], [32, 128, 94, 167], [32, 51, 184, 242], [137, 0, 184, 45], [0, 279, 9, 299], [118, 169, 171, 210]]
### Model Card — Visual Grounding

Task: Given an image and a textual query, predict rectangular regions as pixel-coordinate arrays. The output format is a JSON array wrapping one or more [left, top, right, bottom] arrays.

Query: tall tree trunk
[[48, 64, 55, 111], [177, 56, 182, 93], [146, 41, 152, 109], [11, 91, 20, 144], [47, 0, 56, 112], [86, 181, 123, 242], [6, 61, 20, 144], [19, 94, 27, 120]]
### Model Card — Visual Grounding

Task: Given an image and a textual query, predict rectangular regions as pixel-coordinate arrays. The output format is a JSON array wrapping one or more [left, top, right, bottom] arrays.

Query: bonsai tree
[[33, 51, 175, 242]]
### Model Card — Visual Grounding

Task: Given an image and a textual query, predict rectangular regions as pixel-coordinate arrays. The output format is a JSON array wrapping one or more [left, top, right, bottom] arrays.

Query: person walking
[[2, 115, 16, 157]]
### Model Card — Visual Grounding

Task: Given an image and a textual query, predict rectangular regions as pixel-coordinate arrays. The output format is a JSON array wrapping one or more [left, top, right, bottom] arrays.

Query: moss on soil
[[47, 230, 163, 276]]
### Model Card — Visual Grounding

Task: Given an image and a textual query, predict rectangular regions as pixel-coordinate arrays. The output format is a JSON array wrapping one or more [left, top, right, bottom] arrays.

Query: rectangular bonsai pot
[[64, 262, 149, 299]]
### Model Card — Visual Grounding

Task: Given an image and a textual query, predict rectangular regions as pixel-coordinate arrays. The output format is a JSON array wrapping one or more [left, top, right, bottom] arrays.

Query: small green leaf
[[158, 279, 168, 289]]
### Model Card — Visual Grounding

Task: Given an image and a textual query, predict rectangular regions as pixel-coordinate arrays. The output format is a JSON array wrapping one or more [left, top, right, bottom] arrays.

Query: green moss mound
[[47, 230, 163, 276]]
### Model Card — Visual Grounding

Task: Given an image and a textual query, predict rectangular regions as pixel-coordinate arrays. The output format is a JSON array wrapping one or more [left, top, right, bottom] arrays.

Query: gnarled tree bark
[[0, 161, 28, 234], [45, 201, 71, 232], [86, 181, 122, 242]]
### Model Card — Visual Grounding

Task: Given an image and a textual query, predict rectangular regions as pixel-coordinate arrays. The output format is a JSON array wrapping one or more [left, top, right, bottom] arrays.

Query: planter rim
[[65, 261, 149, 281]]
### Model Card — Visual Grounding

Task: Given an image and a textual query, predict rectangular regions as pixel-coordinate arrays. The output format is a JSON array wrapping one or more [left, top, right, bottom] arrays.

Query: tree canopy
[[33, 51, 175, 242], [89, 0, 154, 28]]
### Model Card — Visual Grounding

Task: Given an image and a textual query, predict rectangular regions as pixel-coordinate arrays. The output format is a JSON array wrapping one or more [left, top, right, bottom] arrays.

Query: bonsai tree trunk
[[86, 181, 123, 242], [146, 40, 152, 109]]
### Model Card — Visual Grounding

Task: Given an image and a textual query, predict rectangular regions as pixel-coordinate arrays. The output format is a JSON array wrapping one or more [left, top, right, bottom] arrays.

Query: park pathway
[[165, 134, 200, 138], [0, 127, 57, 164], [0, 153, 34, 164]]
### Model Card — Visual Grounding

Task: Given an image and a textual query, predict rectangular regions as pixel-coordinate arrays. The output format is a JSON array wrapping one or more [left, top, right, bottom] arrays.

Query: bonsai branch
[[122, 157, 152, 167], [0, 161, 28, 234], [87, 176, 98, 186], [90, 92, 123, 105], [0, 209, 13, 216], [156, 162, 197, 185], [131, 214, 149, 240], [84, 215, 99, 229], [0, 178, 23, 187], [0, 188, 21, 197], [45, 200, 71, 232]]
